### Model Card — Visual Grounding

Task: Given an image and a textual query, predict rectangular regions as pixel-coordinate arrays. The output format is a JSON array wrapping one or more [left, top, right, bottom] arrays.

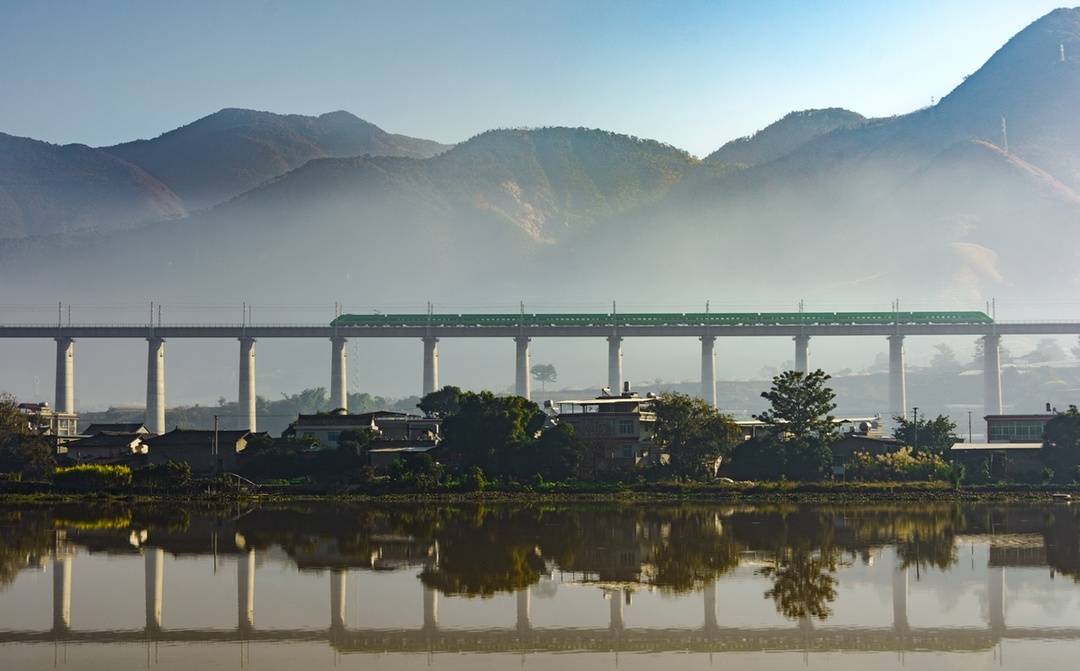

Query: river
[[1, 501, 1079, 669]]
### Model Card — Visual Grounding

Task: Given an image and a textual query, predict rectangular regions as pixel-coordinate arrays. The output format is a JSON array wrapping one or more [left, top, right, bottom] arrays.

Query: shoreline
[[3, 481, 1079, 505]]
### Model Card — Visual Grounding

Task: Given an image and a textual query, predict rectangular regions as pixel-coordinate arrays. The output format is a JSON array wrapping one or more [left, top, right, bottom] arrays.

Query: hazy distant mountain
[[217, 126, 698, 243], [104, 109, 453, 209], [3, 7, 1080, 310], [705, 108, 866, 167], [0, 133, 185, 239], [423, 127, 696, 241]]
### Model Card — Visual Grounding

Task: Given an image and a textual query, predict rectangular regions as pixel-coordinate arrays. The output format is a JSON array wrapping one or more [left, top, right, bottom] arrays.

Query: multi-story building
[[16, 402, 79, 449], [552, 384, 658, 471]]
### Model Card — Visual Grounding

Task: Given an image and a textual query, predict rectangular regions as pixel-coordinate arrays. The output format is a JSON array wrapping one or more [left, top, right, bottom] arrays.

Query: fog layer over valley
[[2, 8, 1080, 413]]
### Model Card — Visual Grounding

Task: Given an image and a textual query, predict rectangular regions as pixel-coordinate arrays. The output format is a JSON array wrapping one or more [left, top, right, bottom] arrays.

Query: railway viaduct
[[3, 310, 1079, 434]]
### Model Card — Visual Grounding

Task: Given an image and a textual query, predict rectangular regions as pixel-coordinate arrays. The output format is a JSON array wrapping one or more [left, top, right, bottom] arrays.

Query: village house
[[551, 383, 659, 474], [144, 428, 268, 472], [16, 401, 79, 448], [282, 410, 440, 450], [64, 431, 148, 464]]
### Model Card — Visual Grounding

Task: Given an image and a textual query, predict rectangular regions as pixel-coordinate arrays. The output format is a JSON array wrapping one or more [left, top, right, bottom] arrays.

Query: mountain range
[[2, 7, 1080, 311]]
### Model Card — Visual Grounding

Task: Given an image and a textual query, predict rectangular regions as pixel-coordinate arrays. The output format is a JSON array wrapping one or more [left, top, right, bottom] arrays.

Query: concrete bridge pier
[[330, 569, 347, 630], [888, 335, 907, 422], [700, 336, 716, 408], [422, 337, 440, 396], [330, 337, 348, 412], [423, 586, 439, 631], [704, 581, 718, 632], [514, 337, 531, 400], [794, 335, 810, 374], [238, 337, 256, 432], [238, 550, 255, 632], [516, 588, 531, 632], [51, 553, 72, 632], [607, 336, 623, 393], [145, 548, 164, 632], [892, 564, 908, 632], [983, 335, 1003, 415], [145, 338, 165, 435], [54, 337, 74, 414]]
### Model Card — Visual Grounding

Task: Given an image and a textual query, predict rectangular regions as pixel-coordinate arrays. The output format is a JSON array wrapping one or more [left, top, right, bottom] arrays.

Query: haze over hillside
[[0, 109, 450, 239], [0, 133, 185, 239], [105, 109, 452, 210], [1, 7, 1080, 407], [705, 108, 867, 167]]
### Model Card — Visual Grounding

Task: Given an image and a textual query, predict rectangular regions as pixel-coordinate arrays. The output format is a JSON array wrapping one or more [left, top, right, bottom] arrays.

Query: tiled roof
[[66, 432, 144, 449], [84, 422, 149, 436], [146, 429, 264, 449]]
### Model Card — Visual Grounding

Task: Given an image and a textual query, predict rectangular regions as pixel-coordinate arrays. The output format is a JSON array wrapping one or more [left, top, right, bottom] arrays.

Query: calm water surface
[[2, 501, 1080, 670]]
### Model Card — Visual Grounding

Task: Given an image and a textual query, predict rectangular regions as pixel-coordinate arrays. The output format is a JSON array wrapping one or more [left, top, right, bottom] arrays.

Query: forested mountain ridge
[[0, 132, 185, 240], [104, 108, 452, 210], [705, 108, 867, 167]]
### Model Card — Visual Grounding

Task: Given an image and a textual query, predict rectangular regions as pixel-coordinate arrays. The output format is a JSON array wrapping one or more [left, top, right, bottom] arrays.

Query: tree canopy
[[530, 364, 558, 391], [0, 393, 56, 479], [439, 391, 580, 481], [756, 370, 838, 442], [728, 370, 837, 481], [650, 393, 741, 478], [418, 385, 464, 417], [893, 413, 961, 454]]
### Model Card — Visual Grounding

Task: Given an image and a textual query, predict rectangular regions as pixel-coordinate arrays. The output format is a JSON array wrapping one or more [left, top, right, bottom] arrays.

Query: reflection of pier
[[16, 549, 1064, 654]]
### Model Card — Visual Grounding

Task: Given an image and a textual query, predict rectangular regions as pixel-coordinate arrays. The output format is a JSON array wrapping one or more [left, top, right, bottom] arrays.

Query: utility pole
[[912, 407, 919, 449], [213, 415, 219, 456], [968, 410, 973, 444]]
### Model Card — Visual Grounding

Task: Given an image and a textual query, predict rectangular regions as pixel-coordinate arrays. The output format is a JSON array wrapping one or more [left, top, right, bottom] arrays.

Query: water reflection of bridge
[[11, 545, 1076, 655]]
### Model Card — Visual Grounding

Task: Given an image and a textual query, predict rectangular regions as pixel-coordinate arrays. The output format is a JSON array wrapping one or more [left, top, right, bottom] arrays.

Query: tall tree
[[741, 370, 838, 480], [930, 343, 960, 371], [0, 393, 56, 479], [651, 393, 741, 478], [530, 364, 558, 392], [418, 385, 463, 417], [439, 391, 577, 480], [1041, 406, 1080, 480], [1027, 338, 1067, 363], [757, 370, 838, 441], [893, 414, 961, 454]]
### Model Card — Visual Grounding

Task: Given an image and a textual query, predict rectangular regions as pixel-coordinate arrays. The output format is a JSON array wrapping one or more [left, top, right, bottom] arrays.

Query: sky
[[0, 0, 1068, 157]]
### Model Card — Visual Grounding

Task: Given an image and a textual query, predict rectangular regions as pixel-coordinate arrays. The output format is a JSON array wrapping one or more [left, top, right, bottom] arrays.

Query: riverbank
[[3, 480, 1080, 503]]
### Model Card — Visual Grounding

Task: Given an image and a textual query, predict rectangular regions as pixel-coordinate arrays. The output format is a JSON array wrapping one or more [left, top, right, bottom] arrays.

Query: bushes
[[53, 465, 132, 490], [133, 462, 192, 489], [846, 447, 951, 482]]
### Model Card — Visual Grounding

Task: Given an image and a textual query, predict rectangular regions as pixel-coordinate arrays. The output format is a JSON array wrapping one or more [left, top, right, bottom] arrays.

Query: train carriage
[[332, 310, 993, 328]]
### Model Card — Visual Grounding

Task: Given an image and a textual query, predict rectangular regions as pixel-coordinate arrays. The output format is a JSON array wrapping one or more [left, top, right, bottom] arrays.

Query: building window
[[327, 431, 340, 444], [622, 445, 634, 459], [618, 419, 635, 436], [989, 420, 1046, 442]]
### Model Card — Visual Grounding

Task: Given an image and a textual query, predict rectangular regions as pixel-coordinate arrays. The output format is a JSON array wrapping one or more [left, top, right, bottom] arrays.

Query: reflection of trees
[[0, 508, 54, 588], [759, 549, 838, 620], [10, 499, 1080, 614], [825, 504, 964, 572], [1043, 506, 1080, 581], [420, 506, 547, 596], [647, 508, 741, 592]]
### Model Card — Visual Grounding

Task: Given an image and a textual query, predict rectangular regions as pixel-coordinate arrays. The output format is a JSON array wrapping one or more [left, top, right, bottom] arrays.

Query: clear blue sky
[[0, 0, 1067, 157]]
